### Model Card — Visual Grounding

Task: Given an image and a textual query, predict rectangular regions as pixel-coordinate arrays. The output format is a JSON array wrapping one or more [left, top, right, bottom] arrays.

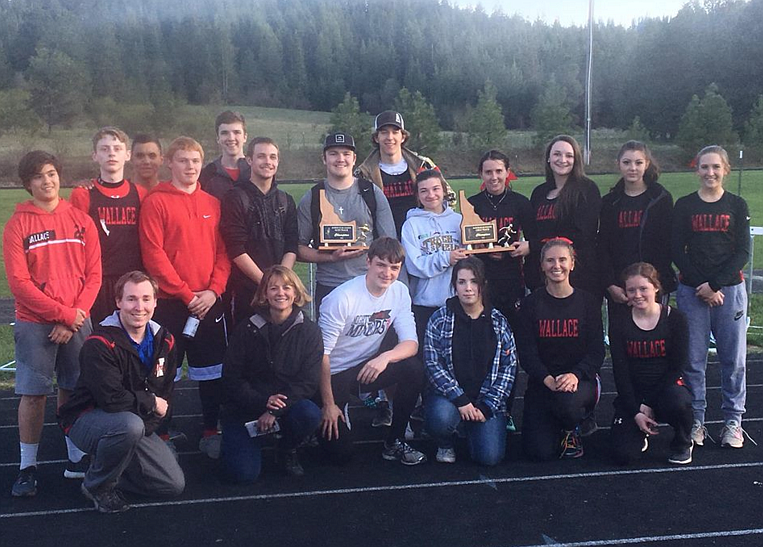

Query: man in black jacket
[[58, 271, 185, 513]]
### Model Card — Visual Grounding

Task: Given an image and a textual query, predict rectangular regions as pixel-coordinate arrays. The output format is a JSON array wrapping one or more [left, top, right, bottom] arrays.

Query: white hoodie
[[401, 204, 463, 307]]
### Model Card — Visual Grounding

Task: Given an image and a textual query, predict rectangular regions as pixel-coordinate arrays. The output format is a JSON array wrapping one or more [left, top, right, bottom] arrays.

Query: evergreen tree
[[466, 81, 507, 150], [627, 116, 651, 142], [743, 95, 763, 147], [0, 89, 43, 136], [531, 76, 574, 147], [676, 83, 737, 156], [394, 88, 442, 155], [329, 92, 372, 158]]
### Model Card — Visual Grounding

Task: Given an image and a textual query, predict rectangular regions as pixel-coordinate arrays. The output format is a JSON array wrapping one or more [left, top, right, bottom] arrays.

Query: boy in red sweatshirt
[[4, 151, 102, 496], [70, 127, 147, 324], [139, 137, 231, 458]]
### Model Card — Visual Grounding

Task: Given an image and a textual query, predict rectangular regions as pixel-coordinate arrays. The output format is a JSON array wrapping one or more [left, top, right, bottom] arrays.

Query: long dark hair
[[616, 140, 660, 185], [451, 256, 490, 309], [543, 135, 588, 221]]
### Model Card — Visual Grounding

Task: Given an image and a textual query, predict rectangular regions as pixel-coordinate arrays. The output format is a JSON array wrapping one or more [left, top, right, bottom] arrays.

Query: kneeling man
[[58, 271, 184, 513]]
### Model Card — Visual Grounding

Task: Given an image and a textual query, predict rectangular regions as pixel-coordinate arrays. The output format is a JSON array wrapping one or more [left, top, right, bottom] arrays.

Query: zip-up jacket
[[222, 308, 323, 421], [424, 297, 517, 418], [598, 180, 677, 293], [199, 157, 251, 202], [139, 182, 230, 305], [57, 312, 177, 436], [3, 199, 102, 325]]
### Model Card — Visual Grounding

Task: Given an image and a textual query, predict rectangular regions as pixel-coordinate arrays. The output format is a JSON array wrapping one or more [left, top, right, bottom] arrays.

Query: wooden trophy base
[[463, 244, 516, 255], [317, 244, 369, 252]]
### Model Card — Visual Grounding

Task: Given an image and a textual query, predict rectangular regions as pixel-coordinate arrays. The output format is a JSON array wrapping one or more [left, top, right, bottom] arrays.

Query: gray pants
[[68, 409, 185, 497], [677, 282, 747, 424]]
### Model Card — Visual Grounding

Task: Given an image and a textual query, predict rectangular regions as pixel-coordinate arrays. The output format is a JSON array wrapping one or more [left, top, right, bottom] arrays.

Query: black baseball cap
[[323, 132, 356, 151], [374, 111, 405, 131]]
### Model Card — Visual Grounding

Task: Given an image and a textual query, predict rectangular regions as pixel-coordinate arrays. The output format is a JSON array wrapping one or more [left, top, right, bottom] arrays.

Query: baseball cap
[[323, 132, 356, 151], [373, 111, 405, 131]]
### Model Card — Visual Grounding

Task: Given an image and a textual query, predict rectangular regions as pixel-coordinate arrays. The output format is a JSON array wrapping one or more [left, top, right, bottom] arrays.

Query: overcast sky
[[455, 0, 693, 27]]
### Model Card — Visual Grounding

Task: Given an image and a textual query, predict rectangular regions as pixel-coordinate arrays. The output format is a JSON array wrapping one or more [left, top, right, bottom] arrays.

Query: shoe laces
[[694, 423, 716, 444], [723, 422, 758, 446]]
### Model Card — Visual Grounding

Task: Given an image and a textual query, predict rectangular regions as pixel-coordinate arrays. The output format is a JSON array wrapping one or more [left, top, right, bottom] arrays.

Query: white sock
[[19, 442, 39, 470], [65, 436, 86, 463]]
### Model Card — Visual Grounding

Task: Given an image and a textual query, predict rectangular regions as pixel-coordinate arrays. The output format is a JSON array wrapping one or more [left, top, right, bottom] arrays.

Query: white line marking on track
[[2, 461, 762, 519], [519, 527, 763, 546]]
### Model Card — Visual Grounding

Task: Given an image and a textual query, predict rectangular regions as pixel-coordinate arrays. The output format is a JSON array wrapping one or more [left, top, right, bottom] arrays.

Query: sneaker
[[560, 428, 584, 459], [505, 414, 517, 433], [277, 449, 305, 477], [11, 466, 37, 497], [579, 413, 598, 437], [641, 435, 649, 453], [382, 439, 427, 466], [372, 401, 393, 428], [199, 433, 222, 459], [81, 483, 129, 514], [409, 404, 425, 422], [168, 429, 187, 442], [668, 442, 694, 465], [64, 455, 90, 479], [436, 447, 456, 464], [720, 420, 744, 449], [691, 420, 708, 447]]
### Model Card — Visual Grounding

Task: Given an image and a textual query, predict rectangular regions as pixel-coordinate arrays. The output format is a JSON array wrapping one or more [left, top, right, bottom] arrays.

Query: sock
[[19, 442, 39, 470], [65, 436, 86, 463]]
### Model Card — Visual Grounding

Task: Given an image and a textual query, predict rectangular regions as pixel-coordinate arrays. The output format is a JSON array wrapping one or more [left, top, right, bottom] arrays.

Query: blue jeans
[[220, 399, 321, 484], [424, 394, 507, 466], [677, 283, 747, 424]]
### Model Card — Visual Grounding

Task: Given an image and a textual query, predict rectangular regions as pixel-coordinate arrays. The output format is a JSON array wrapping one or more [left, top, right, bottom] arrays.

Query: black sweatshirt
[[526, 178, 601, 295], [672, 191, 750, 290], [468, 189, 537, 288], [598, 180, 677, 293], [449, 297, 496, 406], [610, 306, 688, 418], [516, 288, 604, 386]]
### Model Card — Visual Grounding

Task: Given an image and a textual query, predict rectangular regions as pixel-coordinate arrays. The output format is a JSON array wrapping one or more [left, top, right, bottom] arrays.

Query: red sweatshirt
[[139, 182, 230, 305], [3, 199, 102, 325]]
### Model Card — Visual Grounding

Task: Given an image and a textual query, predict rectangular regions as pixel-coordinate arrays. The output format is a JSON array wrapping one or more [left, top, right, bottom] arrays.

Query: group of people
[[3, 108, 751, 514]]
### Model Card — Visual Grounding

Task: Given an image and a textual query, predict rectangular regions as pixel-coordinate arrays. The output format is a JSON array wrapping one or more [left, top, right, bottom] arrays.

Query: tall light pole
[[584, 0, 594, 165]]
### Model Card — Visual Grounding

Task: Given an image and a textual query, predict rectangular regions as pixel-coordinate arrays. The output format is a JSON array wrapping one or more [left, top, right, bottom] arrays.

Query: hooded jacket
[[598, 180, 677, 293], [199, 157, 251, 202], [139, 182, 230, 305], [58, 312, 177, 436], [3, 199, 102, 325], [401, 204, 462, 308]]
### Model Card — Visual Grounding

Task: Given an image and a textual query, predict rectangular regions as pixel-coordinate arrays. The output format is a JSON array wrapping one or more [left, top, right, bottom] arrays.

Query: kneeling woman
[[423, 257, 517, 466], [516, 239, 604, 460], [610, 263, 693, 465], [220, 266, 323, 483]]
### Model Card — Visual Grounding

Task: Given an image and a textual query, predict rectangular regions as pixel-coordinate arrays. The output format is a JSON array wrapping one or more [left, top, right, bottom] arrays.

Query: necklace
[[485, 189, 508, 211]]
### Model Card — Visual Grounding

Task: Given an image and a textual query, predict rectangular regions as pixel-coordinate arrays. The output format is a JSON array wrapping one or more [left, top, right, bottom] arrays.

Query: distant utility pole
[[584, 0, 594, 165]]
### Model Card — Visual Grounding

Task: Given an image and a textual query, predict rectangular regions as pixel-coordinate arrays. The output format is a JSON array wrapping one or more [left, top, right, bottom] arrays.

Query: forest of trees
[[1, 0, 763, 151]]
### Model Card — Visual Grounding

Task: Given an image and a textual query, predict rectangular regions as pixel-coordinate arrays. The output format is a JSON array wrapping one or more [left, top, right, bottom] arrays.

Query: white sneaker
[[690, 420, 707, 447], [199, 434, 221, 459], [436, 447, 456, 464], [720, 420, 744, 449]]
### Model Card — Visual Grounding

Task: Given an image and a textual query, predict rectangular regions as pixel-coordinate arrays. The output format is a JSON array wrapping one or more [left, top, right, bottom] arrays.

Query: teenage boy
[[220, 137, 298, 323], [317, 237, 426, 465], [139, 137, 231, 459], [297, 132, 396, 309], [356, 110, 451, 237], [130, 134, 164, 190], [4, 151, 102, 497], [199, 110, 250, 201], [70, 127, 146, 324], [59, 271, 185, 513]]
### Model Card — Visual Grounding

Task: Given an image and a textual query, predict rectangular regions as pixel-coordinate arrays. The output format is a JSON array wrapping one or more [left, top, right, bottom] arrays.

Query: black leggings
[[522, 379, 597, 461]]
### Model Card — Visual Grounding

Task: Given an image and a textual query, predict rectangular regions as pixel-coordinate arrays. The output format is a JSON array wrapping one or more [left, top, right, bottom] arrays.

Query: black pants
[[412, 304, 438, 357], [488, 282, 524, 416], [610, 383, 693, 466], [522, 379, 597, 461], [317, 354, 424, 464]]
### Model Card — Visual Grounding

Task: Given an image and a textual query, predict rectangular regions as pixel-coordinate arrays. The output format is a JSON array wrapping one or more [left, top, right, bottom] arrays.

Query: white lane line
[[519, 527, 763, 547], [1, 461, 762, 519]]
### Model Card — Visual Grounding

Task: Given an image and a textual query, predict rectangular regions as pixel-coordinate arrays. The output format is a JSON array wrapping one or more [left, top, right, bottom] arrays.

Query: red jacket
[[139, 182, 230, 304], [3, 199, 102, 325]]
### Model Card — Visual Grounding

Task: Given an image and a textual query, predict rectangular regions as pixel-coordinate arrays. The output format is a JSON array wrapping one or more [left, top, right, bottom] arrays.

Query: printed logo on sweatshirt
[[536, 203, 556, 221], [618, 209, 643, 229], [418, 233, 459, 254], [347, 310, 391, 337], [383, 180, 414, 199], [24, 230, 55, 250], [691, 213, 730, 233], [537, 318, 578, 338], [96, 205, 138, 227], [626, 339, 666, 359]]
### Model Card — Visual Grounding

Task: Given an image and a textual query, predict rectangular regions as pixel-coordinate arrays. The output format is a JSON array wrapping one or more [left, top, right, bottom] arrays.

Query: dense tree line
[[1, 0, 763, 144]]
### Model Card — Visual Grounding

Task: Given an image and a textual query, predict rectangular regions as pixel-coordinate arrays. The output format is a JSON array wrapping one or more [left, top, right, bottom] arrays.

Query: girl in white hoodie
[[402, 169, 467, 346]]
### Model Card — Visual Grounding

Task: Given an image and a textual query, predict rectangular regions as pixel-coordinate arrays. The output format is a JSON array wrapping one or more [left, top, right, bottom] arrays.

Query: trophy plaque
[[317, 189, 368, 250], [459, 190, 515, 255]]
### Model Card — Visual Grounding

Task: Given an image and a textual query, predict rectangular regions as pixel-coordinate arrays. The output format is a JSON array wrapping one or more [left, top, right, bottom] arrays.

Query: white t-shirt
[[319, 275, 418, 374]]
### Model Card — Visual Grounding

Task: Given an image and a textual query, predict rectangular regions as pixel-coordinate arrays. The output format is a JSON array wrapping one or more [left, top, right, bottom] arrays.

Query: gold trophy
[[459, 190, 515, 255]]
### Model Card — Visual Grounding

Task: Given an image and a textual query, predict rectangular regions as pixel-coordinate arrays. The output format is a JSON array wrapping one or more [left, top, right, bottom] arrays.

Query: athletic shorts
[[14, 319, 93, 395], [153, 298, 228, 381]]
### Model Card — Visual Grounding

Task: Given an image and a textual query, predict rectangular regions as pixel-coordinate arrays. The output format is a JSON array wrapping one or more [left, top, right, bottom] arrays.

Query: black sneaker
[[81, 483, 130, 514], [382, 439, 427, 466], [64, 455, 91, 479], [277, 449, 305, 477], [668, 442, 693, 465], [372, 401, 393, 428], [579, 413, 598, 437], [560, 428, 584, 459], [409, 404, 425, 422], [11, 466, 37, 497]]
